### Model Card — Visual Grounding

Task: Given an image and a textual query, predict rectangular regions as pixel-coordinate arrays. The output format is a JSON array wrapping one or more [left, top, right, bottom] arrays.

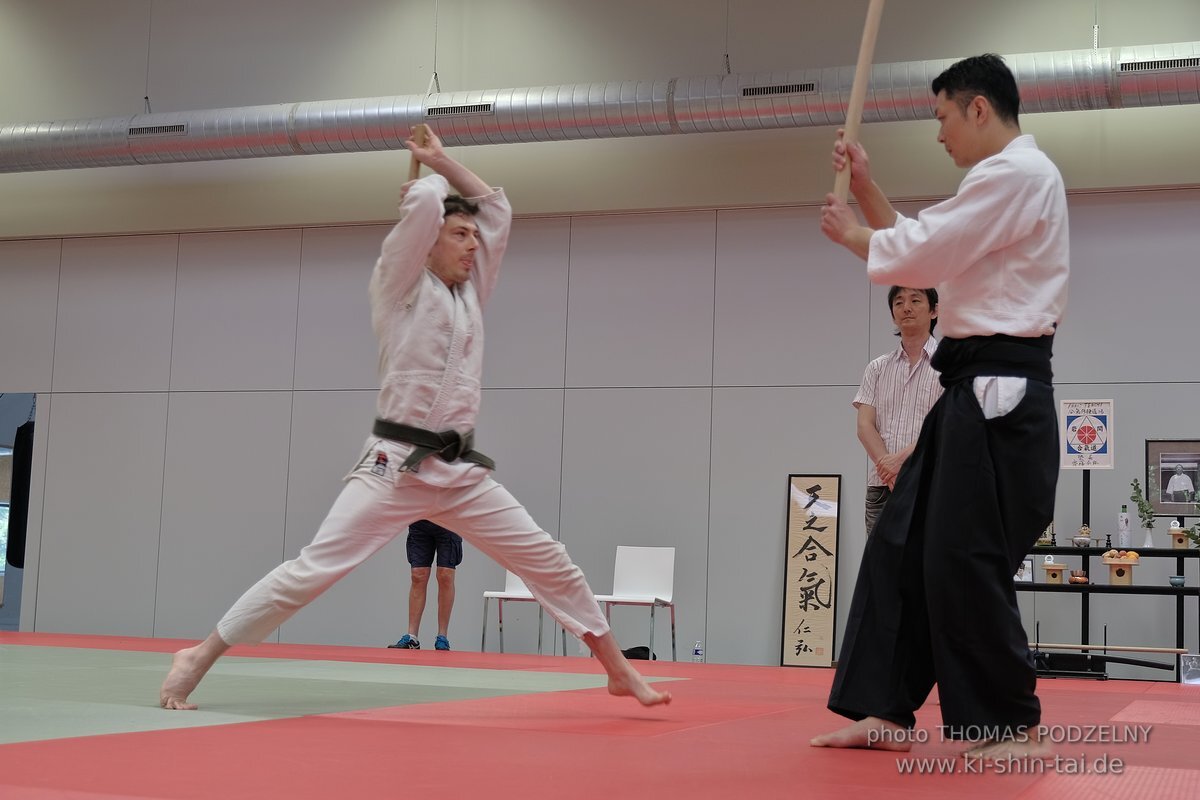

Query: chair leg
[[497, 599, 505, 654], [669, 604, 677, 662], [537, 606, 544, 655], [649, 605, 656, 660], [481, 597, 490, 652]]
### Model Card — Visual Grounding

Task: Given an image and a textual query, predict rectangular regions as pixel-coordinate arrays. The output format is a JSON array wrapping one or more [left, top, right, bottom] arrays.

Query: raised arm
[[821, 134, 899, 261], [405, 128, 491, 199], [834, 132, 898, 230]]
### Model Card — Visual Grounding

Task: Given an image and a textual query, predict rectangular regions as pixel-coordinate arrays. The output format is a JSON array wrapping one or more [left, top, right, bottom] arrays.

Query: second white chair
[[593, 545, 677, 661]]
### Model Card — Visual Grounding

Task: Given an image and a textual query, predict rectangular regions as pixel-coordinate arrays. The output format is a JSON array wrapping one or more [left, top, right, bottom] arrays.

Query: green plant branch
[[1130, 478, 1156, 529]]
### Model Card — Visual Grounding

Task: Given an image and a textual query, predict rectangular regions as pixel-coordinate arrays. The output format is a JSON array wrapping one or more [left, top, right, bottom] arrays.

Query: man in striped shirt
[[854, 286, 942, 536]]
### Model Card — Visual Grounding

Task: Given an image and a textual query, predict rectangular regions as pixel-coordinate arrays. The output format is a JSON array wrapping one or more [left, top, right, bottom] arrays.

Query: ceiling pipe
[[0, 41, 1196, 173]]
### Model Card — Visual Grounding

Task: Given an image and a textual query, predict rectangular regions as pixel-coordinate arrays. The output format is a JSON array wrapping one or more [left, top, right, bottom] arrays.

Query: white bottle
[[691, 640, 705, 663], [1117, 504, 1131, 548]]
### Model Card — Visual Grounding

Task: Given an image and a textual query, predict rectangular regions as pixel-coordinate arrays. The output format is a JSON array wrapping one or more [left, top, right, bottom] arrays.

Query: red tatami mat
[[326, 677, 798, 737], [4, 633, 1200, 799]]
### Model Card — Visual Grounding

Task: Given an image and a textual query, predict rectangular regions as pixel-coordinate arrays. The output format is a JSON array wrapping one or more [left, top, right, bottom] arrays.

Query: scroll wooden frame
[[781, 474, 841, 667]]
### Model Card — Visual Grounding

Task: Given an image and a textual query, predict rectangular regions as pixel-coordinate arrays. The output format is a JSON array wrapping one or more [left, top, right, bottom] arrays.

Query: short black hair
[[887, 286, 939, 335], [931, 53, 1020, 126], [444, 194, 480, 218]]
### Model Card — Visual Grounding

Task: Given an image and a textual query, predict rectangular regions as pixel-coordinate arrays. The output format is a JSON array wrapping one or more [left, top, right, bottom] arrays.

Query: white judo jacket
[[365, 174, 512, 488]]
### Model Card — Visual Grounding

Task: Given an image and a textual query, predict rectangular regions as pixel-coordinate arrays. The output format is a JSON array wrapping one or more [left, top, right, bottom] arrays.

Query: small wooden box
[[1041, 563, 1066, 584], [1103, 557, 1138, 586], [1171, 531, 1189, 549]]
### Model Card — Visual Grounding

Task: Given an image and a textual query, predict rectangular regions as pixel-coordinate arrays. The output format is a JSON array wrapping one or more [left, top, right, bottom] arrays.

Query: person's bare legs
[[435, 566, 456, 637], [810, 716, 913, 751], [160, 630, 232, 710], [407, 567, 430, 638], [582, 631, 671, 707]]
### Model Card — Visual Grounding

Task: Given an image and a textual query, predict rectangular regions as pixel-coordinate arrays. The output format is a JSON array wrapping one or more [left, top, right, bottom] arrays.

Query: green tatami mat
[[0, 644, 614, 745]]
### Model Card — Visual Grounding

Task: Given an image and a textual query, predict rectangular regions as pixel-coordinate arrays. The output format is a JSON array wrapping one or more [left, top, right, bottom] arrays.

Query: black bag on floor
[[621, 645, 656, 660]]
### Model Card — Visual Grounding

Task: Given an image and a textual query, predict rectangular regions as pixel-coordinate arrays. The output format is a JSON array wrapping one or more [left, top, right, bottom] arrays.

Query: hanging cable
[[427, 0, 441, 95], [722, 0, 732, 74], [143, 0, 155, 112]]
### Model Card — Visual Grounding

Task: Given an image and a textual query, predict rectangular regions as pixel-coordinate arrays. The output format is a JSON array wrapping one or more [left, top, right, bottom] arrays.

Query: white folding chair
[[593, 546, 677, 661], [481, 570, 545, 654]]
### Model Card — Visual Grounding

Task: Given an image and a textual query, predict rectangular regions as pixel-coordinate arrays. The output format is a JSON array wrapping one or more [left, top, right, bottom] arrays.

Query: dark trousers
[[828, 377, 1058, 734], [864, 485, 892, 537]]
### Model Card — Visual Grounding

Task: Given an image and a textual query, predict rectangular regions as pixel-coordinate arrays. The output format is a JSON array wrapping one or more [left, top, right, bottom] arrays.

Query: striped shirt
[[853, 336, 943, 486]]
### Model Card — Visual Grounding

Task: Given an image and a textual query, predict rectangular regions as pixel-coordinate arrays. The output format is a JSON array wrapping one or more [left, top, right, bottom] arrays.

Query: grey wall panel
[[170, 229, 302, 391], [470, 388, 568, 653], [154, 391, 295, 639], [294, 225, 388, 391], [476, 388, 566, 539], [708, 386, 865, 666], [35, 393, 168, 636], [277, 389, 404, 647], [559, 387, 712, 657], [714, 207, 872, 387], [866, 281, 898, 363], [869, 199, 942, 363], [52, 235, 178, 392], [482, 217, 571, 389], [0, 240, 60, 393], [1056, 189, 1200, 384], [565, 213, 716, 388]]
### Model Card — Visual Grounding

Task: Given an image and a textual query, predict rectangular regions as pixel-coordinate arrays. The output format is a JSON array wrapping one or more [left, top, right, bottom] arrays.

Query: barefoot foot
[[607, 673, 672, 707], [160, 647, 205, 710], [810, 716, 913, 751], [963, 733, 1053, 761]]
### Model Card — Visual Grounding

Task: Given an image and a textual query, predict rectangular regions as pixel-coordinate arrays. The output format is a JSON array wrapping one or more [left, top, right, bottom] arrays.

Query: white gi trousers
[[216, 450, 609, 645]]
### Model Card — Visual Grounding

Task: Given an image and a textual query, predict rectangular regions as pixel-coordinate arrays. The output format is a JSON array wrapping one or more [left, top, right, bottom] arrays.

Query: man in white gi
[[1166, 465, 1195, 503], [160, 129, 670, 710], [814, 54, 1068, 760], [855, 286, 942, 536]]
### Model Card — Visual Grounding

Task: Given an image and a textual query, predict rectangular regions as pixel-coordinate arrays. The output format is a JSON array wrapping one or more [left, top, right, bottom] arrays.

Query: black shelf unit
[[1015, 546, 1199, 681]]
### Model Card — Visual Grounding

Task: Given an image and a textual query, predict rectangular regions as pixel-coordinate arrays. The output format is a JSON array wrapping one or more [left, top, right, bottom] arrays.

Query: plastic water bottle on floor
[[691, 640, 704, 663]]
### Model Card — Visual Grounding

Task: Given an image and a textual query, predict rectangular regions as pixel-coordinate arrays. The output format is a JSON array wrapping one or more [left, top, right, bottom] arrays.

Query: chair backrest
[[612, 546, 675, 602], [504, 570, 533, 596]]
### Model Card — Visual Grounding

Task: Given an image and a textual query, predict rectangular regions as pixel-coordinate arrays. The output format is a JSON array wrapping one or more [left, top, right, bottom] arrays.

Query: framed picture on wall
[[1182, 654, 1200, 685], [1146, 439, 1200, 517], [781, 474, 840, 668]]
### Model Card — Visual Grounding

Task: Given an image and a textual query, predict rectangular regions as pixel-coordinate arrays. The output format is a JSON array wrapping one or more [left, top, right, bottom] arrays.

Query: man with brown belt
[[160, 128, 670, 711]]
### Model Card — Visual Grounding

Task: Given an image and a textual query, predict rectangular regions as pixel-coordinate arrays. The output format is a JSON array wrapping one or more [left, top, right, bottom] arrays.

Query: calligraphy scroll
[[781, 474, 840, 667]]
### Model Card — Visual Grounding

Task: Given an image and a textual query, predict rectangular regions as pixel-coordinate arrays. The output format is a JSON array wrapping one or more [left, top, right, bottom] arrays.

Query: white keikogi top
[[866, 135, 1070, 338], [367, 173, 512, 488], [853, 336, 943, 486]]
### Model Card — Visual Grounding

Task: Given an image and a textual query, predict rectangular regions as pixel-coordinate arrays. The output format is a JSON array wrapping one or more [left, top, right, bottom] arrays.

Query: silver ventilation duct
[[1, 41, 1197, 174]]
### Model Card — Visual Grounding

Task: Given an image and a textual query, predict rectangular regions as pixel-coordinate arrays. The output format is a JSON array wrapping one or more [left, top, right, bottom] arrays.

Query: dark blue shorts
[[406, 520, 464, 569]]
